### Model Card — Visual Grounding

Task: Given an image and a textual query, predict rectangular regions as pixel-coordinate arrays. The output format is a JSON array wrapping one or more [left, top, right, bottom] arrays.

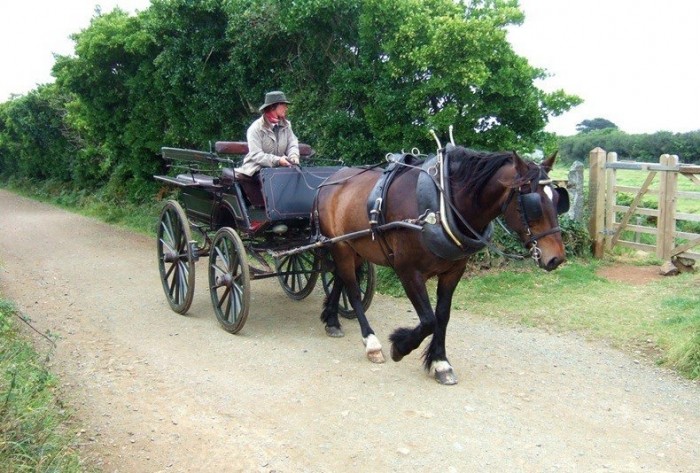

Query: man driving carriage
[[234, 90, 301, 211]]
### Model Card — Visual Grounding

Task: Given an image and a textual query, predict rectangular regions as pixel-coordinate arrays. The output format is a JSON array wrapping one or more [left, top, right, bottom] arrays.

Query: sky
[[0, 0, 698, 136]]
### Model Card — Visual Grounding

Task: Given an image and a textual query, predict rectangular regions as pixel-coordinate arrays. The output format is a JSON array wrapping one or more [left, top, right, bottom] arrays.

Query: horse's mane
[[447, 146, 539, 196]]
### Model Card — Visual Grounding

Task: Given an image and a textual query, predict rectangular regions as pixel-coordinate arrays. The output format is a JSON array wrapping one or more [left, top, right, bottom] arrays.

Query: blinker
[[520, 192, 543, 222], [520, 186, 570, 223]]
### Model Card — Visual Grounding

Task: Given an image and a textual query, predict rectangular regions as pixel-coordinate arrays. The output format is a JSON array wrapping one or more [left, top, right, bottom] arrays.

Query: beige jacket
[[235, 116, 300, 176]]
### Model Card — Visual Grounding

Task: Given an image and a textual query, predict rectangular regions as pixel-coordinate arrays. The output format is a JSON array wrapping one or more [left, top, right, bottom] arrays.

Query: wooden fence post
[[604, 152, 618, 251], [588, 147, 607, 258], [657, 154, 679, 260]]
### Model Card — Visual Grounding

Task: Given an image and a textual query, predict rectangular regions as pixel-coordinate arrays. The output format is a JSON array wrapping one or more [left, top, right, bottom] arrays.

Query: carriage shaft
[[269, 220, 423, 258]]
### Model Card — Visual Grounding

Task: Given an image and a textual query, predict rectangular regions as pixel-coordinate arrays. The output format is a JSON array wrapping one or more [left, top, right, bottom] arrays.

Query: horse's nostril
[[544, 256, 565, 271]]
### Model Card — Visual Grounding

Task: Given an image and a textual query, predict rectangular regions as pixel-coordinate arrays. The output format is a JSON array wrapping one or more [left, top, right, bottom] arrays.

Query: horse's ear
[[542, 151, 558, 173], [511, 150, 529, 175]]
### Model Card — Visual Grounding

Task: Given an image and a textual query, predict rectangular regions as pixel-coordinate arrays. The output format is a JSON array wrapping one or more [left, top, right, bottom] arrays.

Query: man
[[236, 90, 300, 177]]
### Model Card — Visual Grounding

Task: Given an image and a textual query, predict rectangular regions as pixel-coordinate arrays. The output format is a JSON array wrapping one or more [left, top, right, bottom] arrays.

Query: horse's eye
[[543, 186, 553, 200]]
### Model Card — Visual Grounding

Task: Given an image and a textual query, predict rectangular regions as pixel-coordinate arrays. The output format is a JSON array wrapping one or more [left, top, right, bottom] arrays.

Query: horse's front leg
[[425, 269, 464, 385], [388, 269, 435, 362]]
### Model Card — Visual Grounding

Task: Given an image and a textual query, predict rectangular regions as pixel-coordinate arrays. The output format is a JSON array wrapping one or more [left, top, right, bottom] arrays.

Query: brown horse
[[315, 144, 568, 384]]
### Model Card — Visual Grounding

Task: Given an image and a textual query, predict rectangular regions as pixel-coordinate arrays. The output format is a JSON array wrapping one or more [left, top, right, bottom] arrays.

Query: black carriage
[[154, 141, 376, 333]]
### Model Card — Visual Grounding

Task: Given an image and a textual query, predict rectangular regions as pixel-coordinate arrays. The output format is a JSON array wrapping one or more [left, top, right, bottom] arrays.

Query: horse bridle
[[500, 169, 569, 262]]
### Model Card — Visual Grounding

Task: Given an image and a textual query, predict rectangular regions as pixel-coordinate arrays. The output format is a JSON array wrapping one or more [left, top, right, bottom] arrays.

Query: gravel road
[[0, 189, 698, 472]]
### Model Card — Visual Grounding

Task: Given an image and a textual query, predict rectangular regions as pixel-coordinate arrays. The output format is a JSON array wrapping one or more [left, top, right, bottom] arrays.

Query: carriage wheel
[[157, 200, 195, 314], [321, 258, 376, 320], [275, 251, 320, 300], [208, 227, 251, 334]]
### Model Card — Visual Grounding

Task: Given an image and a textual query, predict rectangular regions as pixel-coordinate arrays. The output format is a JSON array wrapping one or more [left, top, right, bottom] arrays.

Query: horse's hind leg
[[330, 248, 385, 363], [321, 272, 344, 338]]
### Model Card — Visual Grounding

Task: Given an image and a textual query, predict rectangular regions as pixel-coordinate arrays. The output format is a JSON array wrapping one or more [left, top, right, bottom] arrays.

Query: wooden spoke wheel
[[321, 257, 376, 319], [208, 227, 250, 334], [157, 200, 195, 314], [275, 250, 320, 300]]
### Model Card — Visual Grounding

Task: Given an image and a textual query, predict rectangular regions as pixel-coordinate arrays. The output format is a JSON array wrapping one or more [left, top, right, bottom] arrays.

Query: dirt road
[[1, 189, 698, 472]]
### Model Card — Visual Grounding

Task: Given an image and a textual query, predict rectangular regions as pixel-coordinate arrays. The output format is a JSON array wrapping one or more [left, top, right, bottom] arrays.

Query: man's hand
[[278, 156, 299, 167]]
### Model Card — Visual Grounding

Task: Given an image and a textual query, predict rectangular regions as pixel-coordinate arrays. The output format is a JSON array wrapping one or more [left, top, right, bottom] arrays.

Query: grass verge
[[0, 299, 85, 472]]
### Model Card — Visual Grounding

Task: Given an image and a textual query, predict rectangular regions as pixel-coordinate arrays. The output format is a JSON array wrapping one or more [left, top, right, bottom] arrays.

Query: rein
[[282, 161, 385, 193]]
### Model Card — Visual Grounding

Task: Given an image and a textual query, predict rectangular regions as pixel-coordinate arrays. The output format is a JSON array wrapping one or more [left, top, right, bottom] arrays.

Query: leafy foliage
[[557, 129, 700, 165], [1, 0, 580, 201], [0, 85, 73, 181]]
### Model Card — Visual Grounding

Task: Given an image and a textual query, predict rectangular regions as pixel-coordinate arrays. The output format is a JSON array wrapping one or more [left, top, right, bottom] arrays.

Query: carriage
[[154, 141, 376, 334], [155, 132, 570, 384]]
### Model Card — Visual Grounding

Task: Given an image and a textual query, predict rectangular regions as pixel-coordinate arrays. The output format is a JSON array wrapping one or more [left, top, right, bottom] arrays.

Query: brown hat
[[259, 91, 291, 111]]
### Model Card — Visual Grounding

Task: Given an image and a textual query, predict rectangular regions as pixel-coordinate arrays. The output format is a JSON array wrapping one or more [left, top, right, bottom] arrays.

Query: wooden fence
[[588, 147, 700, 261]]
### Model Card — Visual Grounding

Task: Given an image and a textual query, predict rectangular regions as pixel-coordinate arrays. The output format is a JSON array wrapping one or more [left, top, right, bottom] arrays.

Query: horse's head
[[500, 152, 568, 271]]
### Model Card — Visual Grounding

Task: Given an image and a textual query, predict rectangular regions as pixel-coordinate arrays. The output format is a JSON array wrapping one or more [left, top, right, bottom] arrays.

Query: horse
[[314, 144, 569, 385]]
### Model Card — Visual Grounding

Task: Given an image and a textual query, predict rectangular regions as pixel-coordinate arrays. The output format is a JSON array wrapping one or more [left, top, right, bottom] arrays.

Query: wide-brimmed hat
[[259, 91, 291, 111]]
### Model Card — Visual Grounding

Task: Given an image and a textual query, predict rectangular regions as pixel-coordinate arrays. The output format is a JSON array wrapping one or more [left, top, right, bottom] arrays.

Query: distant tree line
[[0, 0, 579, 203], [557, 129, 700, 165]]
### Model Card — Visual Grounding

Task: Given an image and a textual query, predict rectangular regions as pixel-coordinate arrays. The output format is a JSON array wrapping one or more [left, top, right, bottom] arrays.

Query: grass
[[0, 299, 86, 472], [377, 257, 700, 380]]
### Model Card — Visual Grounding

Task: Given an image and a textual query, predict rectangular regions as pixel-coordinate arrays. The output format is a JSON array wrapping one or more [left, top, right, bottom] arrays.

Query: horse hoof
[[390, 344, 404, 362], [325, 326, 344, 338], [367, 349, 385, 364], [432, 361, 458, 385], [434, 368, 458, 385]]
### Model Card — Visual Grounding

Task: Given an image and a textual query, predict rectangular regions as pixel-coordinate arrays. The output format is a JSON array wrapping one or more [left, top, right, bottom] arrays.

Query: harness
[[365, 146, 569, 263], [367, 153, 418, 227], [365, 148, 494, 262], [416, 154, 493, 261], [365, 153, 419, 263]]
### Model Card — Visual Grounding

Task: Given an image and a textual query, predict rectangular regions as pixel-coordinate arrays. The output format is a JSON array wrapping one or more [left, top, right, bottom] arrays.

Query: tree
[[227, 0, 581, 159], [557, 129, 700, 164], [0, 85, 73, 181], [576, 117, 618, 134], [6, 0, 583, 200]]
